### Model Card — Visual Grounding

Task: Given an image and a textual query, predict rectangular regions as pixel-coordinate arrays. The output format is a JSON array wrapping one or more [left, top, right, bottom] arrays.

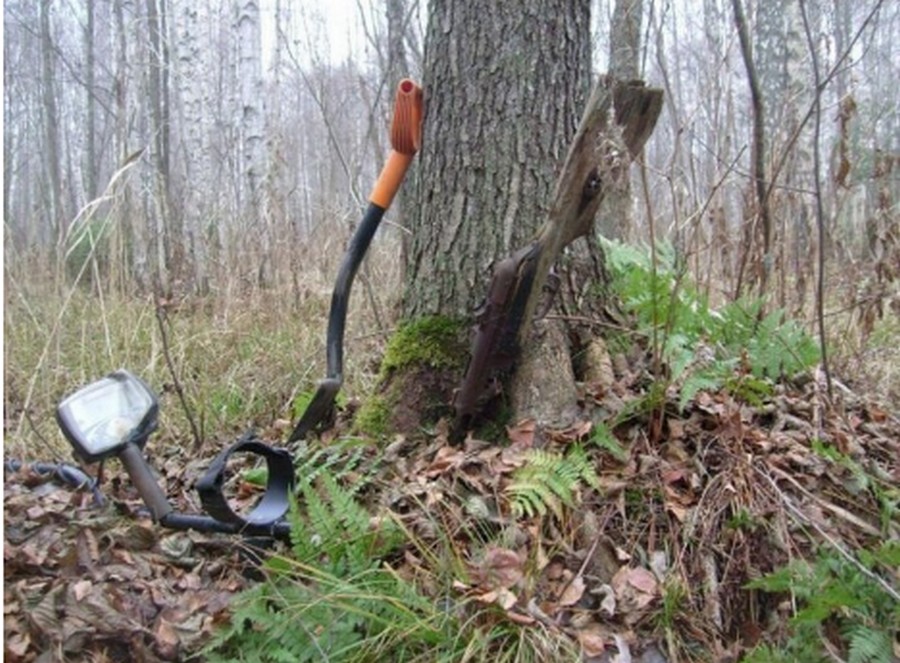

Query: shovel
[[288, 79, 423, 443]]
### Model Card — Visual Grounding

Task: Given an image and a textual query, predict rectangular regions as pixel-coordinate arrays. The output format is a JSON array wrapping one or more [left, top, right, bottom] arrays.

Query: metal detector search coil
[[195, 433, 294, 527]]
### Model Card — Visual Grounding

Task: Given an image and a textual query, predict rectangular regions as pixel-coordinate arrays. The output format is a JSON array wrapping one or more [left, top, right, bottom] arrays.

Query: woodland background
[[3, 1, 900, 661], [5, 1, 899, 444]]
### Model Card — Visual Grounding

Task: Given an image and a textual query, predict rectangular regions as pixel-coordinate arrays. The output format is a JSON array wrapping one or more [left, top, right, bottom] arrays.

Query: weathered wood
[[453, 77, 662, 428]]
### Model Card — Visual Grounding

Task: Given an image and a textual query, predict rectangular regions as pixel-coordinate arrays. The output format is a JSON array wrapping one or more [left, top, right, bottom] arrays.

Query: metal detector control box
[[56, 370, 159, 463]]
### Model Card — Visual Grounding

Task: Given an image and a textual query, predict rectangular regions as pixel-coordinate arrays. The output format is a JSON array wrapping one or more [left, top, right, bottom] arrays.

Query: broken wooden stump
[[453, 77, 663, 433]]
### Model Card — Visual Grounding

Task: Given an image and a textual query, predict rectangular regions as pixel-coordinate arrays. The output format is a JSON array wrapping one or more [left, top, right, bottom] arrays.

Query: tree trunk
[[403, 0, 592, 320], [84, 0, 98, 202], [373, 0, 663, 439], [234, 0, 269, 285], [731, 0, 772, 299], [175, 1, 210, 292], [145, 0, 176, 294], [596, 0, 643, 241], [39, 0, 64, 253], [374, 0, 593, 438]]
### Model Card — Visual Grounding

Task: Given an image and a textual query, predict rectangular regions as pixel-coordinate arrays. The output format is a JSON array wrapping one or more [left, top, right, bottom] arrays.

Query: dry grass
[[2, 231, 405, 462]]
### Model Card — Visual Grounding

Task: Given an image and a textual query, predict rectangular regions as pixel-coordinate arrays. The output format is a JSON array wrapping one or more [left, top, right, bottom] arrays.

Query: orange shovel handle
[[370, 79, 423, 209]]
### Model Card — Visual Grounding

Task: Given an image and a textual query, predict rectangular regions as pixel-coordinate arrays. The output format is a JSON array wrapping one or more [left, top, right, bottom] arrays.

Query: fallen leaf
[[611, 633, 633, 663], [423, 446, 465, 477], [612, 566, 659, 620], [597, 583, 616, 616], [506, 419, 536, 448], [625, 567, 658, 594], [505, 610, 536, 625], [577, 628, 607, 657], [5, 632, 31, 658], [474, 587, 518, 610], [559, 575, 586, 606], [473, 547, 524, 590], [551, 420, 592, 442], [72, 579, 93, 601]]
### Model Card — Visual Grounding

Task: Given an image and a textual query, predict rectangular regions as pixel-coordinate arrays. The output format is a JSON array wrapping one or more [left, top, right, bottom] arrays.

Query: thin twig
[[756, 465, 900, 603], [762, 0, 885, 207], [799, 0, 833, 398], [154, 302, 203, 451]]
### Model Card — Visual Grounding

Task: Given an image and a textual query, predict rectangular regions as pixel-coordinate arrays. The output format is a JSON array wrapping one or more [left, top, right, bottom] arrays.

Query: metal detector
[[52, 80, 423, 540]]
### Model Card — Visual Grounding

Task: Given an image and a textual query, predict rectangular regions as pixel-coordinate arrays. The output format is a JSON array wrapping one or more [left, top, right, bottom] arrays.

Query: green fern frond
[[590, 423, 628, 461], [846, 624, 894, 663], [506, 446, 600, 519]]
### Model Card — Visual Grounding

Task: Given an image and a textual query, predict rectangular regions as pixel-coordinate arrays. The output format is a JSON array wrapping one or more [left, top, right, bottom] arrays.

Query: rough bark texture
[[403, 0, 592, 319], [235, 0, 268, 284]]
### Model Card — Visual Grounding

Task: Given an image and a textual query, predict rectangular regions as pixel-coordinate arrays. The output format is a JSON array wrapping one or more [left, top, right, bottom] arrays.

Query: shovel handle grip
[[370, 79, 423, 209]]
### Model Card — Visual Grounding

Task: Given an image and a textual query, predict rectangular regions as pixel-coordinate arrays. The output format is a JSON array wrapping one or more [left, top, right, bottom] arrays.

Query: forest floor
[[4, 331, 899, 662]]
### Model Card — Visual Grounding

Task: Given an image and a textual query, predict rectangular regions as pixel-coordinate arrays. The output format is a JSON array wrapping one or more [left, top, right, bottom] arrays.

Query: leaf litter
[[4, 349, 899, 661]]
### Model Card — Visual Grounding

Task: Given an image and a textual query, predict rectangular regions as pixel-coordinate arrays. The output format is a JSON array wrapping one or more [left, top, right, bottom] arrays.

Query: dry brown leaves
[[5, 361, 899, 662], [4, 458, 255, 662], [379, 362, 899, 661]]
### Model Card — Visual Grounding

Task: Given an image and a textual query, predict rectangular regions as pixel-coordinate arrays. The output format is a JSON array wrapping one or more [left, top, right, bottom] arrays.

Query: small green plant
[[505, 445, 600, 519], [589, 422, 628, 461], [602, 239, 820, 410], [811, 439, 899, 534], [745, 542, 900, 663], [655, 578, 688, 632], [354, 393, 391, 437], [205, 470, 461, 662]]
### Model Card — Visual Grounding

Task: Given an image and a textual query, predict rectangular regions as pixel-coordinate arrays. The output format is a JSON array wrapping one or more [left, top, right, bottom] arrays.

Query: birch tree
[[174, 0, 211, 291], [40, 0, 65, 249], [234, 0, 269, 284]]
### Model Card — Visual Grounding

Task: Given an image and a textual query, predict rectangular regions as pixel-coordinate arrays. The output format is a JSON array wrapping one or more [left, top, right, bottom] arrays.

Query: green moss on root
[[354, 394, 390, 437], [354, 316, 469, 440], [380, 316, 467, 376]]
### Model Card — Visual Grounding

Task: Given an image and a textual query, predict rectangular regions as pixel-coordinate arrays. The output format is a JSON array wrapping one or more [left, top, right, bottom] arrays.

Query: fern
[[205, 467, 462, 663], [812, 440, 899, 534], [602, 239, 819, 410], [745, 546, 899, 662], [846, 625, 894, 663], [289, 471, 396, 578], [506, 445, 600, 518], [590, 422, 628, 461]]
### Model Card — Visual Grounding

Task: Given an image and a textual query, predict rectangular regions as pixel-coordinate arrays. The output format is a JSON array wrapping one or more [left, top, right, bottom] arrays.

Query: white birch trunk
[[234, 0, 269, 283], [174, 0, 211, 291]]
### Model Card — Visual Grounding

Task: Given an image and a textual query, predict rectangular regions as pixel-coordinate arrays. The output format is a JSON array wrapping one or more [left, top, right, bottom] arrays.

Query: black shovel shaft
[[325, 202, 387, 381], [287, 203, 386, 443]]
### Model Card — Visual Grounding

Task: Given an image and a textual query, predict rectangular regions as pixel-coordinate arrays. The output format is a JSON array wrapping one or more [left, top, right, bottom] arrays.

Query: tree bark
[[378, 0, 592, 437], [731, 0, 772, 299], [403, 0, 592, 320], [596, 0, 643, 241], [392, 0, 661, 438], [84, 0, 98, 202], [175, 1, 210, 292], [145, 0, 177, 293], [234, 0, 269, 285]]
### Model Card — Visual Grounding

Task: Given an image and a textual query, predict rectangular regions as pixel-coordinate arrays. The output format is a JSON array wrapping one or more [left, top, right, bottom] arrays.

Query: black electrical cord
[[4, 458, 105, 505]]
